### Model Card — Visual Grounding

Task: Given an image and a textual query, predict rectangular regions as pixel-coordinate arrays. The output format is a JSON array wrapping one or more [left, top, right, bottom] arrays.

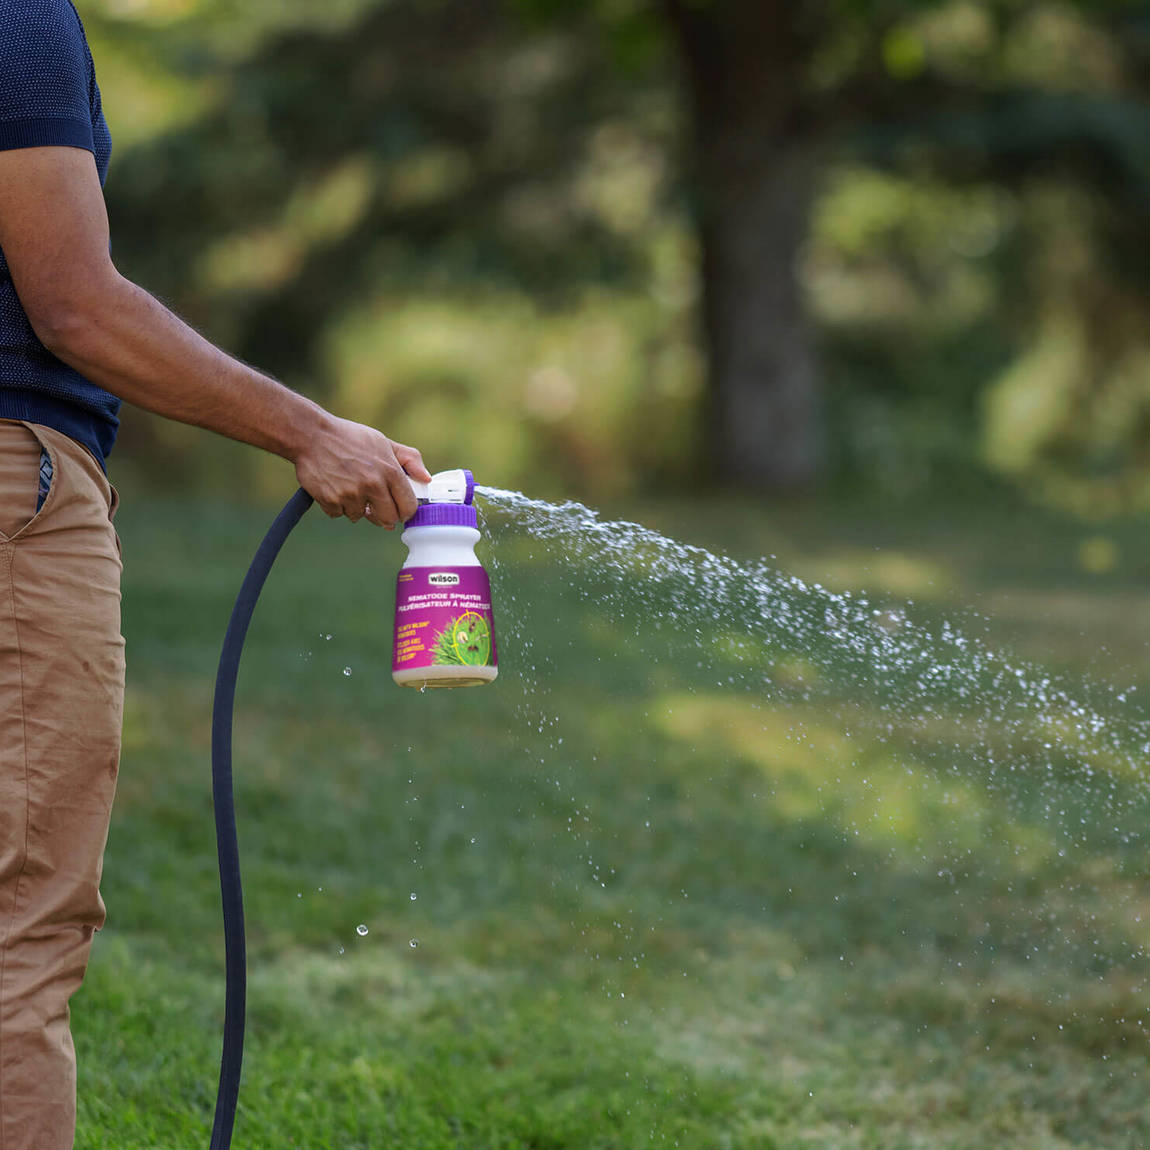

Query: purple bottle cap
[[405, 502, 479, 529], [463, 469, 475, 505]]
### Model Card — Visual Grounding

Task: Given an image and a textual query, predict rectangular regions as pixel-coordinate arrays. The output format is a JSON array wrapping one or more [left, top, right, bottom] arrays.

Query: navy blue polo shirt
[[0, 0, 119, 467]]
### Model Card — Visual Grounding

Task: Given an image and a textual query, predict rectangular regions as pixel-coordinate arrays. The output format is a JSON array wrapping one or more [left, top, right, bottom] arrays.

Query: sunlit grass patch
[[655, 693, 1057, 861]]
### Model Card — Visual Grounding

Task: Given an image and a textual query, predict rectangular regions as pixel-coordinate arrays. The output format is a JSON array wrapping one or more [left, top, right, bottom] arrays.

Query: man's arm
[[0, 145, 428, 527]]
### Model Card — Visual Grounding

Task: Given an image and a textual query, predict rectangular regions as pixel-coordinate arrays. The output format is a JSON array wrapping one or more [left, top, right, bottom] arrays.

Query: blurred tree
[[519, 0, 1150, 493], [97, 0, 685, 496], [506, 0, 822, 486], [833, 1, 1150, 512], [91, 0, 1150, 503], [660, 0, 820, 488]]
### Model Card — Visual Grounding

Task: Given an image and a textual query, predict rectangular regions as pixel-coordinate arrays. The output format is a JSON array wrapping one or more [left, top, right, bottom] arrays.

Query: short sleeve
[[0, 0, 95, 154]]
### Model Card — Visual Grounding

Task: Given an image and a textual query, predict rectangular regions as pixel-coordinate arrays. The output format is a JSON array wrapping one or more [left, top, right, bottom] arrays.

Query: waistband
[[0, 391, 114, 473]]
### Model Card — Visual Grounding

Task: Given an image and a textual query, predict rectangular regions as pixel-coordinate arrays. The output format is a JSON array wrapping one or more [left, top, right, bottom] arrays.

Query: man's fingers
[[312, 493, 344, 519], [386, 466, 419, 522], [363, 490, 400, 530]]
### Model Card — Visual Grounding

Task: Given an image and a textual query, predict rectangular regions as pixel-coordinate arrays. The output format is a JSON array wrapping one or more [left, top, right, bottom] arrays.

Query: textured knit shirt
[[0, 0, 118, 466]]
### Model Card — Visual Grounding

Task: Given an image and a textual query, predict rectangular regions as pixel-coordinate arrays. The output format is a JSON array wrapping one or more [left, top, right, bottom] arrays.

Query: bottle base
[[393, 665, 498, 690]]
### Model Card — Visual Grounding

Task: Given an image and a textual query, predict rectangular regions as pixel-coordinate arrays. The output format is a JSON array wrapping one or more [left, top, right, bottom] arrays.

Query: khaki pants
[[0, 420, 124, 1150]]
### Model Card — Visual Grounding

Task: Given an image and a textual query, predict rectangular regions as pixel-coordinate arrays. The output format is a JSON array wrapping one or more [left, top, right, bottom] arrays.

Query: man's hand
[[294, 417, 431, 528]]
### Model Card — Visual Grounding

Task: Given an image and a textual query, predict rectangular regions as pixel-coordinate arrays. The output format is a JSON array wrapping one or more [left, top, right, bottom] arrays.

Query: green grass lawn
[[74, 490, 1150, 1148]]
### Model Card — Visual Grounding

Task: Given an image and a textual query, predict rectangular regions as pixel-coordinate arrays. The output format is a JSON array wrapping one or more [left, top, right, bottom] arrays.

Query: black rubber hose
[[209, 487, 314, 1150]]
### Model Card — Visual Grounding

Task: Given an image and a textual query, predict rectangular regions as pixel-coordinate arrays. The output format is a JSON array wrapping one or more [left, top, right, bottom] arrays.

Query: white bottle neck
[[401, 525, 483, 567]]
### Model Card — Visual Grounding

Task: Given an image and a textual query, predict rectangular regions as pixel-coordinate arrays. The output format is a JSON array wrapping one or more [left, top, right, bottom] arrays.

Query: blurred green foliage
[[88, 0, 1150, 512]]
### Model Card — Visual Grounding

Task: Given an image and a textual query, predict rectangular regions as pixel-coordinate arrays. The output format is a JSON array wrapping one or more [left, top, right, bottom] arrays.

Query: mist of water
[[477, 487, 1145, 788], [475, 485, 1150, 983]]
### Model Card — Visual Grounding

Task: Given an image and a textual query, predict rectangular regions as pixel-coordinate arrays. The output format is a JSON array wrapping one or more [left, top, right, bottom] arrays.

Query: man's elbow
[[32, 303, 88, 358], [29, 278, 117, 360]]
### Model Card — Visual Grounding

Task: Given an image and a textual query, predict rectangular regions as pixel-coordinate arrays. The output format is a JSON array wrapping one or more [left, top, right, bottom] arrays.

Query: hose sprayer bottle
[[392, 469, 498, 689]]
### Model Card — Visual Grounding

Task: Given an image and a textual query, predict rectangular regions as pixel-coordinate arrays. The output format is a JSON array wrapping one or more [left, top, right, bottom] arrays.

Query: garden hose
[[208, 487, 314, 1150], [205, 471, 482, 1147]]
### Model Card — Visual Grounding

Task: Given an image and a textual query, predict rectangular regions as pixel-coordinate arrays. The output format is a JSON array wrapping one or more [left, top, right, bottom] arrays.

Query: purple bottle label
[[393, 566, 498, 673]]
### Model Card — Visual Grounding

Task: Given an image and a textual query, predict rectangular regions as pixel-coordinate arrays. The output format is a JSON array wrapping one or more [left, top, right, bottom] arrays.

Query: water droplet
[[469, 836, 477, 844], [356, 924, 369, 937], [338, 946, 345, 955], [342, 666, 353, 677], [322, 633, 332, 641], [296, 891, 302, 898], [409, 892, 417, 901], [409, 938, 419, 949]]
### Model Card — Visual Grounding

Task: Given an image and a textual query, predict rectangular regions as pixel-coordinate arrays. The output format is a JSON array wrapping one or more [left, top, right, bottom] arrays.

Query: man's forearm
[[42, 272, 331, 461]]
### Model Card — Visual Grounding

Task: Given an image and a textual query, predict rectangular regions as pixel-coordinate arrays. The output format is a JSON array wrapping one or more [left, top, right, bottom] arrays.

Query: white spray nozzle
[[409, 468, 474, 505]]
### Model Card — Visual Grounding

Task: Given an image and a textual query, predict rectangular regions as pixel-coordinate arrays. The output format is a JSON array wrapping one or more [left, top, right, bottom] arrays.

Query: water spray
[[207, 470, 494, 1150]]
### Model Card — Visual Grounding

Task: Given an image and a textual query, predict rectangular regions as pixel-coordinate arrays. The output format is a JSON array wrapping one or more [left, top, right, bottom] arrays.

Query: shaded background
[[85, 0, 1150, 517]]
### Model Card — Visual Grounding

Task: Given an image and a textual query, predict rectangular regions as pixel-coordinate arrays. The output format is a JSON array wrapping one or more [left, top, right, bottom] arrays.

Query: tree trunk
[[664, 0, 821, 489]]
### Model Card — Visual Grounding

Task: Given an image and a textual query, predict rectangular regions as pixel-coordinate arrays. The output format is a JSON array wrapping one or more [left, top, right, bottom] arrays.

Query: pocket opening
[[36, 447, 53, 512]]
